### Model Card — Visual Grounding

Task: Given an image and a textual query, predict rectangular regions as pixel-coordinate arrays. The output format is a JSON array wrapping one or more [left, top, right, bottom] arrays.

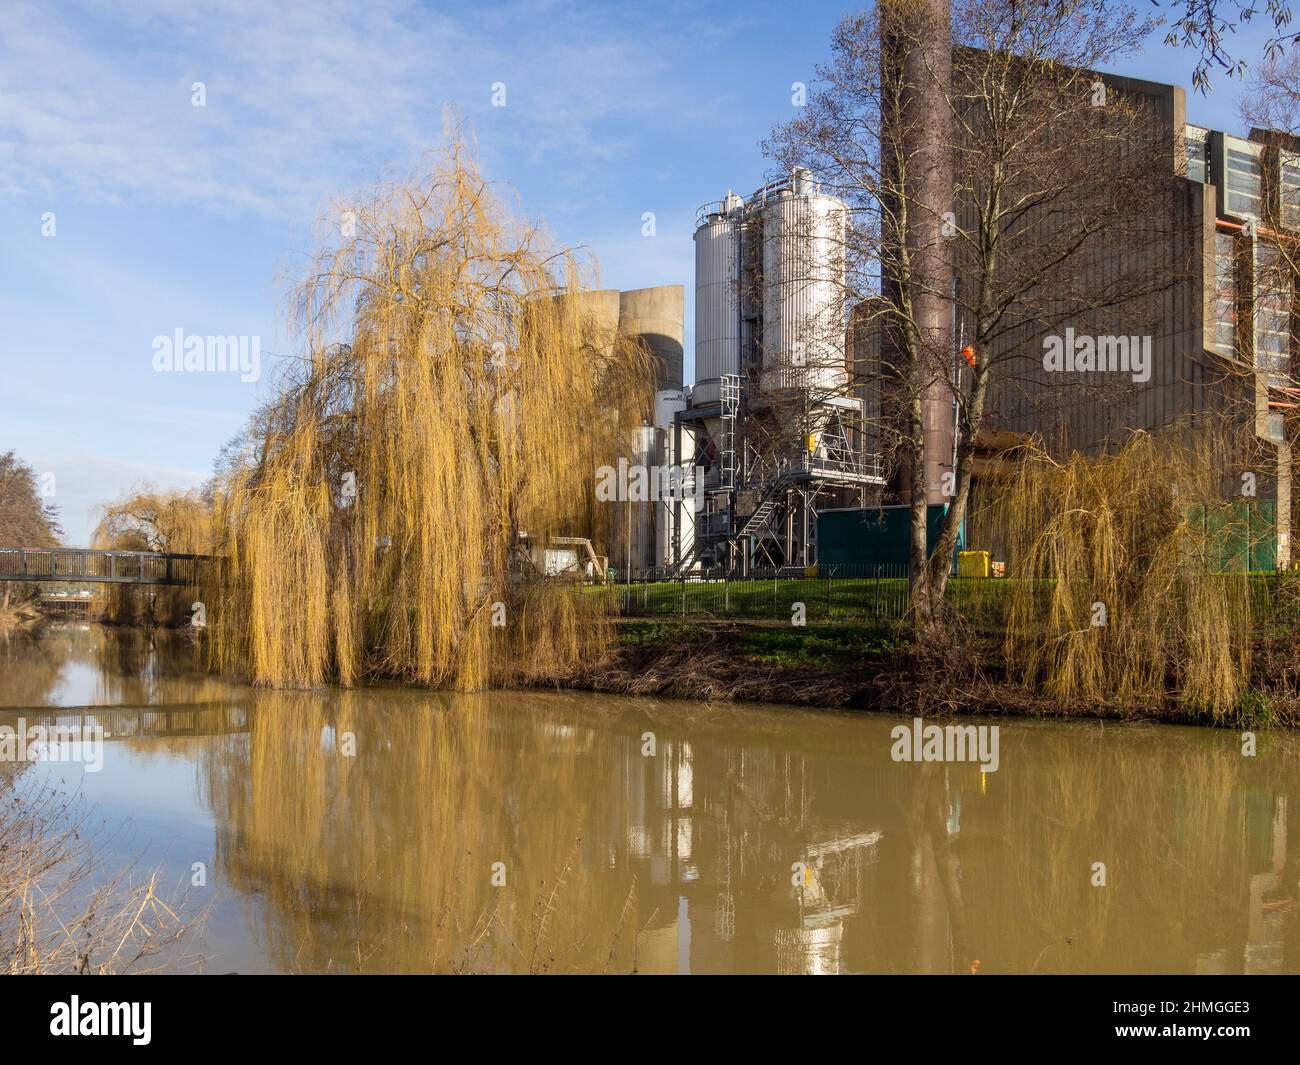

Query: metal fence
[[604, 564, 930, 625], [601, 567, 1300, 632]]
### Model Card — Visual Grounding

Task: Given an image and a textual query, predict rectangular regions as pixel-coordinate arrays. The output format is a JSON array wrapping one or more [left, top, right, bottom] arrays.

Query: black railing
[[0, 548, 213, 586]]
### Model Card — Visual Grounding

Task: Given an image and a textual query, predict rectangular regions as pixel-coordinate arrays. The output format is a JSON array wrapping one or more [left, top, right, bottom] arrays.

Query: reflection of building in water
[[1191, 790, 1296, 976], [1245, 796, 1289, 975], [609, 728, 885, 975], [777, 830, 882, 975]]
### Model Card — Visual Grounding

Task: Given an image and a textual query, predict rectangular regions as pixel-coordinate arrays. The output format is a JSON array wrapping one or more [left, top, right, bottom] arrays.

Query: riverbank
[[548, 620, 1300, 730]]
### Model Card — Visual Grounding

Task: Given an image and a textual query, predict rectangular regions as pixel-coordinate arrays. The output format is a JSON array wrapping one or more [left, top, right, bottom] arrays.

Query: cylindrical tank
[[619, 286, 684, 390], [656, 424, 697, 569], [760, 178, 848, 395], [654, 389, 687, 430], [547, 289, 621, 353], [631, 425, 655, 574], [693, 203, 741, 407]]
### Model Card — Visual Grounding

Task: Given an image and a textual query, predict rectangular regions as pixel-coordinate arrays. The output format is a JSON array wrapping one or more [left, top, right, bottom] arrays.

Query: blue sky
[[0, 0, 1282, 544]]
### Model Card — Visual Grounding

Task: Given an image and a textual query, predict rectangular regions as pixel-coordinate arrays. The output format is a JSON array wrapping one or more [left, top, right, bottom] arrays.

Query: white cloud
[[0, 0, 689, 220]]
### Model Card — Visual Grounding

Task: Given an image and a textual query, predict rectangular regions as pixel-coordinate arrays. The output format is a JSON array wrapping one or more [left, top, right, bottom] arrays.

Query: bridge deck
[[0, 548, 213, 586]]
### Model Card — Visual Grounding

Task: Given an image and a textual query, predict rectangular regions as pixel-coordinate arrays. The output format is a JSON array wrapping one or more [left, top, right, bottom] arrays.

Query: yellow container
[[957, 550, 990, 578]]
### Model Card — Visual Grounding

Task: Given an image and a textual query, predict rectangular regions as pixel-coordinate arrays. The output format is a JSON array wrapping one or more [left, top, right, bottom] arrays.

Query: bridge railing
[[0, 548, 212, 586]]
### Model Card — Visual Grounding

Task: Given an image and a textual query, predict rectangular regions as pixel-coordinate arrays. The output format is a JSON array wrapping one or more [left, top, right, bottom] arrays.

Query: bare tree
[[0, 451, 60, 547], [1157, 0, 1299, 90], [769, 0, 1184, 640], [0, 451, 60, 615]]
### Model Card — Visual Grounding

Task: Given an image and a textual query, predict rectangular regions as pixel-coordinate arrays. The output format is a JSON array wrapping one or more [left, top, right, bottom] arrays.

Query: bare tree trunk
[[926, 363, 988, 600], [908, 392, 933, 622]]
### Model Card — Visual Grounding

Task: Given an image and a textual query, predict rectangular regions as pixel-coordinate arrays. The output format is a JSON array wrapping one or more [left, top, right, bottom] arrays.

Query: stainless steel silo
[[692, 197, 742, 407], [759, 171, 849, 396]]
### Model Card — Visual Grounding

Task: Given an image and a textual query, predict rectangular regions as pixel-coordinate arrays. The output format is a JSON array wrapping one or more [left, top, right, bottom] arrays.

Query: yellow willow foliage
[[209, 142, 654, 689], [995, 429, 1253, 715], [93, 489, 214, 625]]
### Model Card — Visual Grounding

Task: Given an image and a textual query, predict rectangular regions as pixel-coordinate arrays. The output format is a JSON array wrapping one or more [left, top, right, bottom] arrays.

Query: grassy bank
[[548, 619, 1300, 730]]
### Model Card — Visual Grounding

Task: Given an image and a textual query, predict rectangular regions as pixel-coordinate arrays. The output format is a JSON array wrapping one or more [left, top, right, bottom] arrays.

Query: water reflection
[[2, 624, 1298, 974]]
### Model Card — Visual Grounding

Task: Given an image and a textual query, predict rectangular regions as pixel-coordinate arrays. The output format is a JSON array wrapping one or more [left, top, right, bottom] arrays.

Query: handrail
[[0, 547, 216, 585]]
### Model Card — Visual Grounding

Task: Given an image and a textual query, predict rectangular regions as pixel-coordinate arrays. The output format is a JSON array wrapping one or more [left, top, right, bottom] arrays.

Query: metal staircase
[[734, 485, 781, 540], [669, 476, 785, 576]]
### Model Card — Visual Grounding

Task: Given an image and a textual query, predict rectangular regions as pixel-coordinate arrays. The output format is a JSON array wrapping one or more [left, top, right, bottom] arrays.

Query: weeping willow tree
[[996, 429, 1257, 715], [94, 488, 214, 626], [209, 140, 654, 689]]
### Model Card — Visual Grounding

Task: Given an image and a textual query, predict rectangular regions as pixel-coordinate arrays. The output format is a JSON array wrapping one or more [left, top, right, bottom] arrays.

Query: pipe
[[1216, 218, 1298, 243]]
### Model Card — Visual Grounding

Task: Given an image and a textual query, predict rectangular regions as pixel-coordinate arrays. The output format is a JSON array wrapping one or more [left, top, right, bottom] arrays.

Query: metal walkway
[[0, 548, 212, 586]]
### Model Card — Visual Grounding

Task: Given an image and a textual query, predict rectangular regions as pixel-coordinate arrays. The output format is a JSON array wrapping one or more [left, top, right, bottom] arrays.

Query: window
[[1282, 153, 1300, 231], [1185, 126, 1210, 183], [1214, 232, 1237, 358], [1255, 242, 1291, 387], [1225, 141, 1264, 217]]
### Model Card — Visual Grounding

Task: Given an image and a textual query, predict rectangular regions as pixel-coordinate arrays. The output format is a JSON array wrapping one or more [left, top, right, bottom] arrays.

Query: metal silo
[[759, 170, 848, 395], [692, 194, 742, 406]]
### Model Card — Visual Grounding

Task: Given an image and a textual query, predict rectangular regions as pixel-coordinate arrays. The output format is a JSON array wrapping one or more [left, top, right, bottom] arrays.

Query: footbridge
[[0, 548, 213, 586]]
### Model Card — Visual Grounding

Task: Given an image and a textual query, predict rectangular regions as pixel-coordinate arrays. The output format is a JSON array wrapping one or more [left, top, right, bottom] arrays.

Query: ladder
[[719, 374, 740, 489]]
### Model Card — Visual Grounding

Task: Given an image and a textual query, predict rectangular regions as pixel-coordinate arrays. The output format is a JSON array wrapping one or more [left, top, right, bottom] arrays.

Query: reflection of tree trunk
[[1245, 797, 1289, 974], [904, 763, 969, 973], [909, 764, 972, 972], [923, 766, 968, 970]]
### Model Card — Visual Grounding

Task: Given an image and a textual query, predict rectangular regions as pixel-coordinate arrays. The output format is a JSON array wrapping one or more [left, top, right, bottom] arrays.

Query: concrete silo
[[549, 285, 686, 576], [619, 285, 685, 391]]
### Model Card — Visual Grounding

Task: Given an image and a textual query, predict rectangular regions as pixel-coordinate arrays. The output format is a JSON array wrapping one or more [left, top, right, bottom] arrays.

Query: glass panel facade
[[1255, 243, 1291, 388], [1185, 126, 1210, 183], [1226, 143, 1263, 217], [1214, 232, 1237, 358], [1283, 153, 1300, 231]]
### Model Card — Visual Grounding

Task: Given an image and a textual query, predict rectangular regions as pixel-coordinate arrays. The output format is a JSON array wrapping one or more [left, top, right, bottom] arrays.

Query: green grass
[[598, 570, 1300, 633], [598, 575, 1009, 626]]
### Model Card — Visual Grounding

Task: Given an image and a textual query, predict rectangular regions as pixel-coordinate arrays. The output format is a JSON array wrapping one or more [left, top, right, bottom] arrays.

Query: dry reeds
[[996, 430, 1255, 716], [208, 137, 653, 689], [0, 778, 200, 974]]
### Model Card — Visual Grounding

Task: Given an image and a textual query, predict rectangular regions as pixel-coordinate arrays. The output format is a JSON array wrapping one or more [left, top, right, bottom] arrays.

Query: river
[[1, 622, 1297, 974]]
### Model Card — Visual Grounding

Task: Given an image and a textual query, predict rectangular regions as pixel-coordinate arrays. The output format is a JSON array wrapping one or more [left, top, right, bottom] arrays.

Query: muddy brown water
[[1, 623, 1297, 974]]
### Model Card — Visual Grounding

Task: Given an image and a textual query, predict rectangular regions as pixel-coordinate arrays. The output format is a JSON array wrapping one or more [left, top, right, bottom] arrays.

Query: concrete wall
[[619, 285, 684, 390]]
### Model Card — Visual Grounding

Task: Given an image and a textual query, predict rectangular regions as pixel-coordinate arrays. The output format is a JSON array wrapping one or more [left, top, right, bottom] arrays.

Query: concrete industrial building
[[660, 68, 1300, 574], [940, 70, 1300, 569], [620, 68, 1297, 577]]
